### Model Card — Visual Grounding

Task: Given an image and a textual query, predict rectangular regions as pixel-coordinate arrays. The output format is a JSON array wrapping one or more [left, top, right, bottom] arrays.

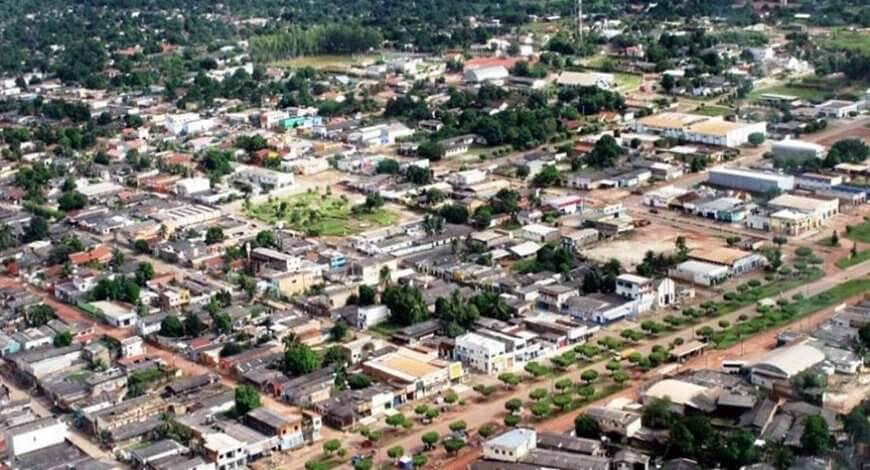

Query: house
[[130, 440, 188, 468], [201, 432, 247, 470], [538, 285, 579, 312], [244, 407, 304, 451], [483, 428, 537, 463], [518, 224, 560, 243], [89, 300, 137, 327], [315, 384, 395, 428], [582, 406, 642, 437], [351, 305, 391, 330], [120, 336, 145, 357], [4, 417, 68, 457], [362, 347, 463, 401]]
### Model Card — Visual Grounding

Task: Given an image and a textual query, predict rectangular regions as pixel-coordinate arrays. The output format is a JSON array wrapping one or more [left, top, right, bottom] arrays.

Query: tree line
[[249, 25, 383, 62]]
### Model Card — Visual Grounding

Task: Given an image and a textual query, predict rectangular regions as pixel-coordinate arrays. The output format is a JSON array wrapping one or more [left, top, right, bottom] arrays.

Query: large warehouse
[[708, 167, 795, 193], [632, 112, 767, 147], [771, 139, 826, 162]]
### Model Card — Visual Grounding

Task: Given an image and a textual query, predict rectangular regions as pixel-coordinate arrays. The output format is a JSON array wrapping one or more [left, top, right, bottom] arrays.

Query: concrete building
[[233, 166, 295, 190], [175, 178, 212, 197], [766, 194, 839, 235], [815, 100, 859, 118], [582, 406, 642, 438], [454, 332, 509, 375], [348, 122, 414, 147], [772, 140, 826, 162], [463, 66, 510, 84], [669, 260, 730, 286], [633, 112, 767, 148], [556, 71, 615, 89], [797, 173, 844, 192], [687, 247, 766, 276], [202, 432, 247, 470], [750, 342, 826, 389], [5, 417, 68, 457], [362, 347, 463, 401], [90, 301, 138, 328], [483, 428, 537, 463], [708, 167, 795, 193], [351, 305, 391, 330]]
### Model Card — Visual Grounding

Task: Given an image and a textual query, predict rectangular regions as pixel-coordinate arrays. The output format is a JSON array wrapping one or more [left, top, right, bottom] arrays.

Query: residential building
[[363, 347, 463, 401], [583, 406, 642, 437], [454, 332, 510, 375], [201, 433, 247, 470], [5, 417, 68, 457]]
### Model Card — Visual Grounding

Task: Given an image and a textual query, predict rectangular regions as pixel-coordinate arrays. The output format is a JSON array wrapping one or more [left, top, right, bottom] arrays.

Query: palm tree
[[282, 333, 300, 351], [379, 266, 392, 287]]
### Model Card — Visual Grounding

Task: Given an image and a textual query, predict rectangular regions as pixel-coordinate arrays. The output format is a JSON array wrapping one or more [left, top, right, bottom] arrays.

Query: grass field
[[749, 84, 833, 103], [271, 54, 380, 70], [693, 105, 733, 117], [247, 191, 399, 236], [846, 221, 870, 244], [825, 29, 870, 55], [613, 72, 643, 92], [835, 250, 870, 269]]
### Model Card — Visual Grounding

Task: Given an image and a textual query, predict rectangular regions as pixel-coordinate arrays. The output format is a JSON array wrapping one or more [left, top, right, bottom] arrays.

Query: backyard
[[246, 191, 400, 236]]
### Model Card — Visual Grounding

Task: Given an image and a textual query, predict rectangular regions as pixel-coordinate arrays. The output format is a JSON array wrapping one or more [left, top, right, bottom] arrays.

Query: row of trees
[[249, 25, 383, 62]]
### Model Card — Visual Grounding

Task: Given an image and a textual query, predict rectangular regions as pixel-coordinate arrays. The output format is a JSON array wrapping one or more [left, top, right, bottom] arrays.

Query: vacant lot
[[247, 191, 399, 236], [693, 105, 732, 117], [272, 53, 379, 70]]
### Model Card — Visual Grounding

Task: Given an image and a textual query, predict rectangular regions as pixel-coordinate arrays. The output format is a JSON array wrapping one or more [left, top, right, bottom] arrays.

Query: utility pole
[[577, 0, 584, 42]]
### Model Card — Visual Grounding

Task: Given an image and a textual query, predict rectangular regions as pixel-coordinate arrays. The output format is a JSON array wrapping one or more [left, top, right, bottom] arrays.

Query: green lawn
[[836, 250, 870, 269], [714, 268, 824, 315], [247, 191, 400, 236], [693, 105, 733, 117], [613, 73, 642, 92], [845, 221, 870, 244], [749, 84, 833, 103], [825, 29, 870, 55]]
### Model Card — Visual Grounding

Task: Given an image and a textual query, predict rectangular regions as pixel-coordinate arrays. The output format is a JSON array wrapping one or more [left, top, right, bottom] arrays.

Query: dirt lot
[[584, 220, 723, 267], [815, 123, 870, 147]]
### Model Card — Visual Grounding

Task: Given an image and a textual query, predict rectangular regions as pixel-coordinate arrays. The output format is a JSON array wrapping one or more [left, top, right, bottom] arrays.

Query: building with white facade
[[151, 204, 222, 230], [164, 113, 217, 135], [348, 122, 414, 147], [233, 165, 295, 190], [708, 167, 795, 193], [669, 260, 730, 286], [352, 305, 391, 330], [772, 139, 826, 162], [632, 112, 766, 148], [175, 177, 212, 197], [483, 428, 537, 463], [454, 332, 509, 375], [5, 417, 69, 456], [202, 432, 247, 470]]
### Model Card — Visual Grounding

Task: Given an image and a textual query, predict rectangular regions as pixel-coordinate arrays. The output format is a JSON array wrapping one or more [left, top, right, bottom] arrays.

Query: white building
[[164, 113, 216, 135], [202, 432, 247, 470], [5, 417, 68, 456], [556, 71, 615, 89], [348, 122, 414, 147], [91, 300, 138, 327], [708, 167, 795, 193], [797, 173, 844, 192], [518, 223, 560, 243], [633, 112, 767, 148], [463, 66, 510, 84], [483, 428, 537, 463], [152, 204, 222, 230], [234, 166, 295, 190], [448, 169, 487, 187], [454, 332, 509, 375], [668, 260, 730, 287], [771, 140, 826, 162], [816, 100, 859, 118], [175, 177, 212, 197], [353, 305, 391, 330], [120, 336, 145, 358], [750, 342, 826, 389]]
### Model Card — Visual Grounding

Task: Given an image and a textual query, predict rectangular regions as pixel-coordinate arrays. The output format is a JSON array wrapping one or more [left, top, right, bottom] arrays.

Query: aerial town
[[0, 1, 869, 470]]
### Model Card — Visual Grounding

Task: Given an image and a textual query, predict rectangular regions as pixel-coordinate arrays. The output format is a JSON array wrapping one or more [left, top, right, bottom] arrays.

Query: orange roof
[[68, 244, 113, 266]]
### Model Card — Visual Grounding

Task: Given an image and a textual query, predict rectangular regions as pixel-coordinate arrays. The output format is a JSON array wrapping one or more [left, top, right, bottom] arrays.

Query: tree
[[443, 437, 465, 455], [529, 388, 548, 401], [382, 284, 427, 326], [613, 370, 630, 385], [532, 164, 562, 187], [58, 191, 88, 211], [449, 420, 467, 433], [53, 330, 73, 347], [387, 446, 404, 459], [283, 342, 321, 376], [133, 239, 150, 254], [675, 236, 689, 260], [417, 140, 446, 161], [323, 439, 341, 455], [234, 385, 261, 415], [581, 369, 599, 384], [505, 398, 523, 414], [330, 321, 348, 342], [801, 415, 830, 455], [552, 393, 572, 410], [443, 389, 459, 405], [606, 360, 622, 374], [643, 397, 673, 429], [575, 415, 601, 438], [473, 384, 496, 398], [748, 132, 765, 146], [440, 203, 470, 224], [160, 315, 185, 337], [214, 313, 232, 334], [205, 227, 225, 245], [26, 304, 56, 327], [184, 314, 204, 337], [499, 373, 521, 388], [386, 413, 409, 429], [24, 215, 49, 242], [421, 431, 439, 450], [135, 262, 154, 286], [830, 230, 839, 247], [357, 285, 377, 306], [531, 401, 551, 418], [555, 378, 573, 391], [109, 248, 125, 269], [472, 206, 493, 229], [586, 134, 622, 168], [412, 455, 427, 469]]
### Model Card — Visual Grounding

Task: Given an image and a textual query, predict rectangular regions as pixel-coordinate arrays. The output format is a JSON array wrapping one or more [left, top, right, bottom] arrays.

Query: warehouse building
[[708, 167, 795, 193], [771, 139, 826, 162], [632, 112, 767, 147], [668, 260, 730, 286], [750, 342, 825, 389]]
